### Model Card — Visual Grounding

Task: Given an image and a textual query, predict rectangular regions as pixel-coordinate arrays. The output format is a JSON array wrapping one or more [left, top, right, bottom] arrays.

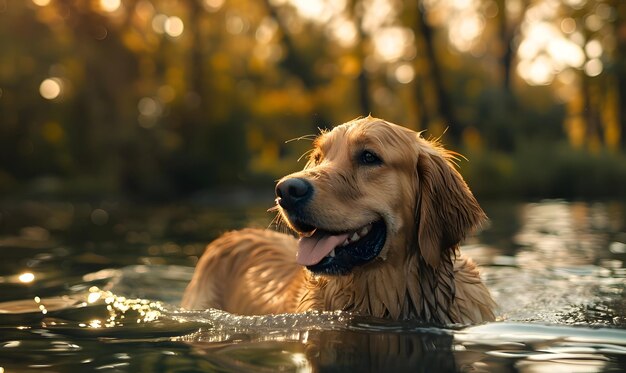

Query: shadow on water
[[0, 199, 625, 372]]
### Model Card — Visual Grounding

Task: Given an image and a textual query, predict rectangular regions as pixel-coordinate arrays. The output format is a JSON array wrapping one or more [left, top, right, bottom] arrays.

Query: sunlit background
[[0, 0, 625, 200]]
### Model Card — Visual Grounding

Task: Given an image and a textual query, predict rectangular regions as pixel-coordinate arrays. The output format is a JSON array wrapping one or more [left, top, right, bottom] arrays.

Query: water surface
[[0, 199, 624, 372]]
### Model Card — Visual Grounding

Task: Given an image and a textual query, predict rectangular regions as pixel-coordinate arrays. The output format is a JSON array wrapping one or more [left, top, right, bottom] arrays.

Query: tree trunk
[[260, 0, 331, 129], [615, 0, 626, 149], [259, 0, 315, 89], [414, 1, 459, 143], [352, 1, 372, 116]]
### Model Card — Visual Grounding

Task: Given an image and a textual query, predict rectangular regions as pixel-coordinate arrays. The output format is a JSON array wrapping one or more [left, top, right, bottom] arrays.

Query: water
[[0, 199, 625, 372]]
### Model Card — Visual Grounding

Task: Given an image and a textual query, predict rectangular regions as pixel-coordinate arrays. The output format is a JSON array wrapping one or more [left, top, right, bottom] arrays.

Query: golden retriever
[[182, 116, 495, 323]]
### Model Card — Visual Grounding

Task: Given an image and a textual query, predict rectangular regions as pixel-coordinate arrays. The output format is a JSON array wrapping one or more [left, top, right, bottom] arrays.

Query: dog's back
[[181, 228, 305, 315]]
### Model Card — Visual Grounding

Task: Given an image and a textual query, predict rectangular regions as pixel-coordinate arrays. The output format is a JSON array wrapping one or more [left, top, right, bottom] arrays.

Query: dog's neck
[[296, 246, 459, 322]]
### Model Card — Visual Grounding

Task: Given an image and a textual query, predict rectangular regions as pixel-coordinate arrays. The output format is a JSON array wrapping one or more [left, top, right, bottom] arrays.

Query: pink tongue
[[297, 232, 350, 266]]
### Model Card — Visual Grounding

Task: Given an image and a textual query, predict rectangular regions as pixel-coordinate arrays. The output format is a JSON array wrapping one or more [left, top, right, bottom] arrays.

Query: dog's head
[[275, 116, 486, 275]]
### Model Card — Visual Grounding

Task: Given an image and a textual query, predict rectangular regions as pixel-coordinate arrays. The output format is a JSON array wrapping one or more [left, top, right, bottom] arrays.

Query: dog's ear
[[415, 144, 487, 269]]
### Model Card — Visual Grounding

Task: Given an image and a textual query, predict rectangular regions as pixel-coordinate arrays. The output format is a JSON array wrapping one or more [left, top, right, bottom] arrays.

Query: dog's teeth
[[360, 227, 369, 236], [329, 249, 336, 257], [301, 229, 317, 238], [351, 232, 359, 242], [342, 239, 349, 246]]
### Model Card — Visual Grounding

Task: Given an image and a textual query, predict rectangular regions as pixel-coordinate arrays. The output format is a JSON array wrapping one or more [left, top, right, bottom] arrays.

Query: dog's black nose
[[275, 178, 313, 208]]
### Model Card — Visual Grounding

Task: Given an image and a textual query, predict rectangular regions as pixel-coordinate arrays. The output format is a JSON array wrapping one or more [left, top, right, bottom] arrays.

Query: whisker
[[267, 213, 280, 229], [297, 149, 315, 163], [267, 206, 281, 227], [270, 213, 291, 234], [285, 134, 317, 143], [266, 205, 291, 233]]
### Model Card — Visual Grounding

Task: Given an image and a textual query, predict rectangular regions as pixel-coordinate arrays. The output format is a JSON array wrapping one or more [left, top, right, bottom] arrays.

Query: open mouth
[[295, 220, 387, 275]]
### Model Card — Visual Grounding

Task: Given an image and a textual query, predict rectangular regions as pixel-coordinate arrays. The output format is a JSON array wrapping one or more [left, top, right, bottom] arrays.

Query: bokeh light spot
[[164, 16, 184, 37], [584, 14, 602, 32], [255, 18, 277, 44], [226, 15, 245, 35], [18, 272, 35, 283], [32, 0, 50, 6], [330, 18, 357, 48], [564, 0, 586, 8], [547, 38, 585, 68], [584, 58, 603, 77], [39, 78, 62, 100], [157, 85, 176, 103], [151, 14, 167, 34], [394, 64, 415, 84], [135, 0, 155, 21], [203, 0, 225, 12], [449, 14, 486, 52], [88, 291, 102, 304], [94, 26, 108, 40], [560, 18, 576, 34], [138, 97, 160, 116], [584, 40, 603, 59], [100, 0, 121, 13], [373, 27, 414, 62], [517, 56, 554, 86], [290, 0, 331, 22], [91, 209, 109, 226]]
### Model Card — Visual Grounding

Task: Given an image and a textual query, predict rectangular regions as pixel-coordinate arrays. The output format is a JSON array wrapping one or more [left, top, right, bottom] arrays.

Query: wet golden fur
[[182, 117, 496, 323]]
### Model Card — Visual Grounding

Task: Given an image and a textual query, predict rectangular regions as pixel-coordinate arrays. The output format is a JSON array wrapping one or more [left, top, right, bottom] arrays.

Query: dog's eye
[[359, 150, 382, 165]]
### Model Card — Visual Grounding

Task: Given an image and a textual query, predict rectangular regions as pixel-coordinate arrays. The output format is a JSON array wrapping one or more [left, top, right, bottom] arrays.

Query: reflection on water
[[0, 200, 625, 372], [476, 201, 626, 326]]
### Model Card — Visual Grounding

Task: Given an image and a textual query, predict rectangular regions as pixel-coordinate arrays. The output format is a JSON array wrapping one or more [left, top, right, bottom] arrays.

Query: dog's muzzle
[[275, 177, 387, 276]]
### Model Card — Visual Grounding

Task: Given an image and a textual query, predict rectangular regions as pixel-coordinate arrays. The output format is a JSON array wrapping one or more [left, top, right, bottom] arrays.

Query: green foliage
[[465, 143, 626, 200]]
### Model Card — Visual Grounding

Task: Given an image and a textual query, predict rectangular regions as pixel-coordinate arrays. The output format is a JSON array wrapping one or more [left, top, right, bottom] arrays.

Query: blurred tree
[[0, 0, 625, 200], [613, 0, 626, 148], [412, 0, 460, 142]]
